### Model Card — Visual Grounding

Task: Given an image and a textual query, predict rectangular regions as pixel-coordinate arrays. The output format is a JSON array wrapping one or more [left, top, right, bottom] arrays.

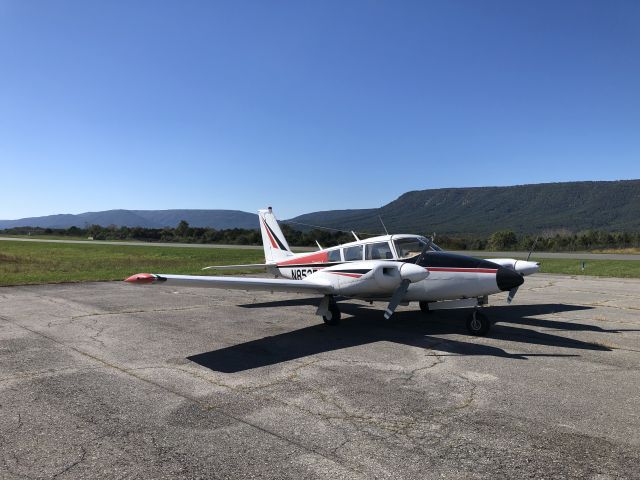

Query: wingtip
[[124, 273, 156, 284]]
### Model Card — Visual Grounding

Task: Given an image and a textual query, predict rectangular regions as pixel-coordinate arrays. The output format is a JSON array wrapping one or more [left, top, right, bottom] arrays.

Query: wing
[[125, 273, 333, 294]]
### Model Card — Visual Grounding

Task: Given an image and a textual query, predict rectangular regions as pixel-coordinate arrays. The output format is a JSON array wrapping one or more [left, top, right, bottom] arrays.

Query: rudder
[[258, 207, 293, 263]]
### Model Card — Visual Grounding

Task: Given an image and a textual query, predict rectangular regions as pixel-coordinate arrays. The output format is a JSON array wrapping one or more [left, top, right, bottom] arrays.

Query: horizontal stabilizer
[[202, 263, 270, 271]]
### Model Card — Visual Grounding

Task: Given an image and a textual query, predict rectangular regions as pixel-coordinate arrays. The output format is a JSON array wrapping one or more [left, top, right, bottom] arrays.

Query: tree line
[[2, 222, 640, 252]]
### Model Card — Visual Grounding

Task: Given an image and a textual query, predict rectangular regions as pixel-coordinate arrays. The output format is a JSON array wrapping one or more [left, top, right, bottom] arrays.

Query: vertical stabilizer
[[258, 207, 293, 263]]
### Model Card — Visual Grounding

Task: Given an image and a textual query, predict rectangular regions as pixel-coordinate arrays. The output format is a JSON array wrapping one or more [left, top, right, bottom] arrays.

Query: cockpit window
[[365, 242, 393, 260], [327, 249, 341, 262], [394, 237, 440, 259]]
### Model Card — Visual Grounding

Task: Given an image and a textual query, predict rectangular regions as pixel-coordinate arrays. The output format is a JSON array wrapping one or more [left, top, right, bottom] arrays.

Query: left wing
[[125, 273, 333, 294]]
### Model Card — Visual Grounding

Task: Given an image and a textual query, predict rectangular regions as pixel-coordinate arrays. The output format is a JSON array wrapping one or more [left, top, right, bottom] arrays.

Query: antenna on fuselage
[[351, 231, 360, 241], [378, 215, 389, 235], [315, 240, 323, 250]]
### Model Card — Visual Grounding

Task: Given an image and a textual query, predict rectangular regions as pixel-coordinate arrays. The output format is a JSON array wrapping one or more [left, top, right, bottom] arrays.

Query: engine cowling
[[310, 261, 429, 297], [398, 262, 429, 283]]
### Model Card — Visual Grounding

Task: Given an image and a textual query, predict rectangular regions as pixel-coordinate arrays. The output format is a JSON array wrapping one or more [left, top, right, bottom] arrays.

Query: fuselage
[[270, 235, 524, 301]]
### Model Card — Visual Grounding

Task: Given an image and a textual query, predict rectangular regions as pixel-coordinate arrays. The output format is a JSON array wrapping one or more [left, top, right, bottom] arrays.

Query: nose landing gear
[[418, 298, 492, 336], [466, 309, 490, 336]]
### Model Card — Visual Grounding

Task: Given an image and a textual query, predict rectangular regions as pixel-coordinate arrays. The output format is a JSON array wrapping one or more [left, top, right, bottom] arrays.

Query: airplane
[[126, 207, 540, 336]]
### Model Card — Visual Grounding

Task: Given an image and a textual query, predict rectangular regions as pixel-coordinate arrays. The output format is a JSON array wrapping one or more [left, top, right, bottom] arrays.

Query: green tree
[[175, 220, 190, 238], [488, 230, 518, 250]]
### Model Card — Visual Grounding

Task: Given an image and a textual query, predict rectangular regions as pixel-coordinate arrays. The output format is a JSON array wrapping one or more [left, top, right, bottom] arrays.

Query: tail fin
[[258, 207, 293, 263]]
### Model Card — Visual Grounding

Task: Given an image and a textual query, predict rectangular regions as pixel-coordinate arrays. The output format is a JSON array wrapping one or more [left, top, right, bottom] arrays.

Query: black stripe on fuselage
[[409, 252, 500, 269], [331, 268, 372, 274], [277, 253, 498, 271]]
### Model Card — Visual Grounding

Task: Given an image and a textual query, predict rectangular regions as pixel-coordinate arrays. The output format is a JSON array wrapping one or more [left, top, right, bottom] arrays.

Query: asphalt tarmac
[[1, 274, 639, 479]]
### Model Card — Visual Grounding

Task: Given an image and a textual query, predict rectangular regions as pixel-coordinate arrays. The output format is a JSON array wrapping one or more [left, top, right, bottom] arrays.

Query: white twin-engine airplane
[[126, 207, 540, 336]]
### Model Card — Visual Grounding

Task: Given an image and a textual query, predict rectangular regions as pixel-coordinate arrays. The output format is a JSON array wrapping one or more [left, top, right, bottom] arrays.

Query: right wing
[[125, 273, 333, 294]]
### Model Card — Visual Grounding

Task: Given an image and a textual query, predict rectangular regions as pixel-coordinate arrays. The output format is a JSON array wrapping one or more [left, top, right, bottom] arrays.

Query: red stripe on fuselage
[[329, 272, 363, 278], [277, 251, 329, 266]]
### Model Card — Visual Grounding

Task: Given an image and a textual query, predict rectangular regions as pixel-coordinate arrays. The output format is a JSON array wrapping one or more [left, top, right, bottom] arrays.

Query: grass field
[[489, 256, 640, 279], [1, 240, 640, 286], [591, 247, 640, 254], [1, 234, 96, 241], [0, 240, 264, 286]]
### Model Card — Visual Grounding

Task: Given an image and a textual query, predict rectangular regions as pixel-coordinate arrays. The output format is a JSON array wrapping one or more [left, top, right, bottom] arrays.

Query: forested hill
[[0, 210, 258, 230], [2, 180, 639, 235], [287, 180, 640, 235]]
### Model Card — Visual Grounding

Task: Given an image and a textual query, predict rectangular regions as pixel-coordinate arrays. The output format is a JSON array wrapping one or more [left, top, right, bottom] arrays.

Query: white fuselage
[[271, 235, 509, 301]]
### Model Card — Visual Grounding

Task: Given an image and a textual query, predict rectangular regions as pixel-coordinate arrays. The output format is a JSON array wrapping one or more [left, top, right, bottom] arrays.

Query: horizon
[[2, 1, 639, 220], [1, 177, 638, 221]]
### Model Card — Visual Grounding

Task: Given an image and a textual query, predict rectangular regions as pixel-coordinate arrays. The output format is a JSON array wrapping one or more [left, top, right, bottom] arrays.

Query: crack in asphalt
[[0, 315, 367, 478], [50, 446, 87, 479], [69, 306, 205, 319]]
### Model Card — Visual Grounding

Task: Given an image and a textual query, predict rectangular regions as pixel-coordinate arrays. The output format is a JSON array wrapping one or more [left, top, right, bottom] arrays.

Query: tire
[[466, 310, 490, 336], [419, 301, 431, 314], [323, 302, 341, 326]]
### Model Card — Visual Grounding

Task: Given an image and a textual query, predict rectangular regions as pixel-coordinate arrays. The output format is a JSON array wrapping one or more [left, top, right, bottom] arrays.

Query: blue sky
[[1, 0, 639, 220]]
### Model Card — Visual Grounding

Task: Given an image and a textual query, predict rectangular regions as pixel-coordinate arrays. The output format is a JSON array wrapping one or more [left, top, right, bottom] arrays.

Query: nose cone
[[496, 266, 524, 291], [515, 260, 540, 276], [399, 263, 429, 283]]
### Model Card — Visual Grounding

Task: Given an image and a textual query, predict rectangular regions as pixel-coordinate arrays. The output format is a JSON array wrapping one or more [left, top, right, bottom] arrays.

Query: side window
[[343, 246, 363, 261], [327, 249, 341, 262], [365, 242, 393, 260]]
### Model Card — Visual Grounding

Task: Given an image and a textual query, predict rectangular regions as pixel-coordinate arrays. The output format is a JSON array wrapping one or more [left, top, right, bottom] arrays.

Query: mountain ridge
[[0, 209, 258, 230], [2, 180, 639, 234], [287, 180, 640, 235]]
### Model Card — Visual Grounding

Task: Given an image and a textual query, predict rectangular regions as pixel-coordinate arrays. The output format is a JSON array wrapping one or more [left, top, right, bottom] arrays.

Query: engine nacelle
[[309, 261, 429, 297]]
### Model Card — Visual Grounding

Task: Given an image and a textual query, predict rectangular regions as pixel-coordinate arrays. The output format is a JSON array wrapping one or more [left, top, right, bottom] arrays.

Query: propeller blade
[[507, 286, 519, 304], [384, 279, 411, 319], [414, 236, 434, 266], [527, 236, 539, 262]]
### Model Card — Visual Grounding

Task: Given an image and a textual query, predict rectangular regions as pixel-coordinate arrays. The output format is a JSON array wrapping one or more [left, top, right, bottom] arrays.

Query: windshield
[[393, 237, 441, 259]]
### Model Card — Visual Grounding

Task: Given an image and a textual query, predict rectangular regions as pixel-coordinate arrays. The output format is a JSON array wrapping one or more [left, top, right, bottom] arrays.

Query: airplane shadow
[[188, 302, 613, 373]]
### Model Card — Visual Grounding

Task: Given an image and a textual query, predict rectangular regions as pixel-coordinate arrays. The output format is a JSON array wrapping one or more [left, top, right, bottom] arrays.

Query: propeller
[[508, 236, 537, 303], [507, 287, 519, 304], [413, 236, 434, 266], [383, 263, 429, 319], [527, 236, 539, 262], [384, 279, 411, 319]]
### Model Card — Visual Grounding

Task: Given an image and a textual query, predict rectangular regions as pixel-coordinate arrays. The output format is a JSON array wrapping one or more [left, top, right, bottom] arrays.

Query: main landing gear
[[419, 301, 431, 314], [317, 295, 341, 326]]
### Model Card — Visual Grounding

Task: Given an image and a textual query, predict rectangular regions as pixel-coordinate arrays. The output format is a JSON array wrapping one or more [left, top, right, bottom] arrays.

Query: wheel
[[323, 301, 341, 326], [466, 310, 490, 336], [419, 301, 431, 314]]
